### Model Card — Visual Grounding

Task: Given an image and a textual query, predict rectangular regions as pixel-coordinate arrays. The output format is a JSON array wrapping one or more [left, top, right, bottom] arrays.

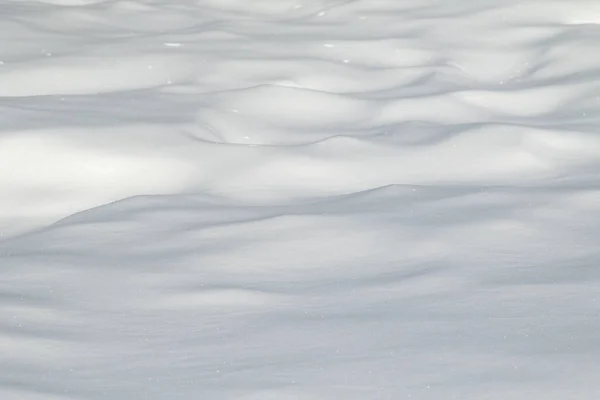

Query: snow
[[1, 0, 600, 398]]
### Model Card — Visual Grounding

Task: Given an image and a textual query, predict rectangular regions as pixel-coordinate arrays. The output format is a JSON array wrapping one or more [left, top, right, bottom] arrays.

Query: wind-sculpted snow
[[1, 0, 600, 399]]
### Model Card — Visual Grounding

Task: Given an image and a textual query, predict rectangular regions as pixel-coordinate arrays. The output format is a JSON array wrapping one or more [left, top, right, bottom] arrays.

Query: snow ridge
[[1, 0, 600, 399]]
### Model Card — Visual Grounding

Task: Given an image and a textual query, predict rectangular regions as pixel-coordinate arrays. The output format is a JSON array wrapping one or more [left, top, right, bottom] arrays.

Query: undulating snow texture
[[1, 0, 600, 399]]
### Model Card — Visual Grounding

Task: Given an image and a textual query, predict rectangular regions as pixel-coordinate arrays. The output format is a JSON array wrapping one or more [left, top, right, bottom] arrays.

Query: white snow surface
[[1, 0, 600, 398]]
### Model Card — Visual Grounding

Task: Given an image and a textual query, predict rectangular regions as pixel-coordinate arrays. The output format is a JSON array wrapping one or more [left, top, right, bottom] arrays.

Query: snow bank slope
[[1, 0, 600, 399]]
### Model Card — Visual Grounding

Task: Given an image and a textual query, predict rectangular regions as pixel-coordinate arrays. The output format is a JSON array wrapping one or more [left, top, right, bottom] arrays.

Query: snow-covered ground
[[1, 0, 600, 398]]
